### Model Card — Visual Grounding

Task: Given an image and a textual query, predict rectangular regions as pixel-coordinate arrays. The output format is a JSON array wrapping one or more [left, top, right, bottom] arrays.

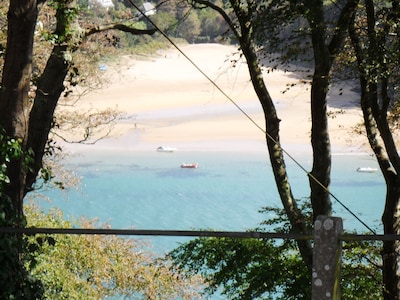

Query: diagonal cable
[[127, 0, 376, 234]]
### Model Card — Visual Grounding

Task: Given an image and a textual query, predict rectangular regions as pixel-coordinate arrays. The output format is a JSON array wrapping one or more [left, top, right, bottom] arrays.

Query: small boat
[[181, 163, 199, 169], [157, 146, 176, 152], [356, 167, 378, 173]]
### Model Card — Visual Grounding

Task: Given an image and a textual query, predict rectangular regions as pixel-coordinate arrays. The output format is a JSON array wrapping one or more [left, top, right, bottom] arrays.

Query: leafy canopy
[[25, 203, 205, 299]]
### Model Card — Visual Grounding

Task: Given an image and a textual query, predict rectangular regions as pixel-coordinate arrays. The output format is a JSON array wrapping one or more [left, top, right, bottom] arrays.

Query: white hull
[[357, 167, 378, 173], [157, 146, 176, 152]]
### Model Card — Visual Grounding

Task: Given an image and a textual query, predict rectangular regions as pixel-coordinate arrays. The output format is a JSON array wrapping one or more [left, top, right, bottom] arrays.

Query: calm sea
[[37, 149, 385, 253]]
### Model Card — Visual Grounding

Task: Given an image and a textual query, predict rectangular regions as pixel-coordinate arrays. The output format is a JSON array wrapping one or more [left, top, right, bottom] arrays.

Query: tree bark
[[305, 0, 333, 220], [26, 44, 71, 191], [192, 0, 314, 269], [305, 0, 359, 220], [0, 0, 38, 214], [349, 3, 400, 297], [0, 1, 44, 296], [228, 0, 313, 272], [241, 42, 313, 272], [382, 175, 400, 300], [361, 77, 400, 300]]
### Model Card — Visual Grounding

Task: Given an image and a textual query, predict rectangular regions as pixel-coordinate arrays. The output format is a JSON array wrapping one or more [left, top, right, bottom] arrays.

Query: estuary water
[[37, 148, 385, 254]]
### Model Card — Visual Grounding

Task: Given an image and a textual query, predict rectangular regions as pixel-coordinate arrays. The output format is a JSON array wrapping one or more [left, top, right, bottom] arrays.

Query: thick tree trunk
[[0, 1, 45, 297], [0, 2, 157, 297], [0, 0, 38, 214]]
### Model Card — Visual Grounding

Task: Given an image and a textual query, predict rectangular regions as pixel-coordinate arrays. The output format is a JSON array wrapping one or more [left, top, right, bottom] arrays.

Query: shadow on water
[[156, 168, 208, 178]]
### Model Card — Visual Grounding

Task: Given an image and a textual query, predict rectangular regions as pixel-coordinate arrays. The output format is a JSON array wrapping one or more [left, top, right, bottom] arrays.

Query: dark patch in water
[[156, 169, 207, 178], [333, 180, 382, 187]]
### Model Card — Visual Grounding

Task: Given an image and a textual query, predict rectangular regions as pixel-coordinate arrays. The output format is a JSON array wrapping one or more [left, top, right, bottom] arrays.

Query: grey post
[[312, 215, 343, 300]]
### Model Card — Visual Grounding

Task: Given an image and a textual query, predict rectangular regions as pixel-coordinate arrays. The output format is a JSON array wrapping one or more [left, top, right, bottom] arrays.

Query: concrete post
[[312, 216, 343, 300]]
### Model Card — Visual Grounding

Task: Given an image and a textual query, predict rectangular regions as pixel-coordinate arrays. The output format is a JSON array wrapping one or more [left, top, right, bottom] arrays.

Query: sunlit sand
[[60, 43, 367, 154]]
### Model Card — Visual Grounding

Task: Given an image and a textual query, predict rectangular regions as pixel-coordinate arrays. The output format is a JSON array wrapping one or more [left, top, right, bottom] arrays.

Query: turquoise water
[[37, 150, 385, 253]]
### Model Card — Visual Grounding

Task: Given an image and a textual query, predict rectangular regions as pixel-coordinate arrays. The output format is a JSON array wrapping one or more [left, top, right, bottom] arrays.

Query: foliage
[[0, 0, 211, 298], [196, 1, 228, 43], [25, 203, 205, 299], [176, 9, 201, 41], [170, 236, 309, 300], [0, 132, 23, 191], [0, 128, 43, 299], [341, 239, 383, 300], [170, 202, 383, 299], [348, 2, 400, 296]]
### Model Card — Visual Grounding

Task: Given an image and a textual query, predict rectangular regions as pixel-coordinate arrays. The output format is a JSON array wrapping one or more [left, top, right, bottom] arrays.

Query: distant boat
[[157, 146, 176, 152], [181, 163, 199, 169], [356, 167, 378, 173]]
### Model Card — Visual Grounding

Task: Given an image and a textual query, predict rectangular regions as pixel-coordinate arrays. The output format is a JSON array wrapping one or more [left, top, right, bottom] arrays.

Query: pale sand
[[59, 43, 368, 153]]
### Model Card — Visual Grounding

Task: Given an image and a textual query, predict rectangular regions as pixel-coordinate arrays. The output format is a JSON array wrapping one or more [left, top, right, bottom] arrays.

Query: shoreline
[[58, 43, 372, 156]]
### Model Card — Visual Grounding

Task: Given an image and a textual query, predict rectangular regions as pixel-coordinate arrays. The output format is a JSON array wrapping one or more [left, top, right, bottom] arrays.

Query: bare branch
[[85, 23, 157, 37]]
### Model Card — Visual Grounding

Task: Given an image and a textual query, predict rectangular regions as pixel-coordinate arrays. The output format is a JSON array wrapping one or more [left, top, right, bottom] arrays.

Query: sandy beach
[[59, 43, 367, 154]]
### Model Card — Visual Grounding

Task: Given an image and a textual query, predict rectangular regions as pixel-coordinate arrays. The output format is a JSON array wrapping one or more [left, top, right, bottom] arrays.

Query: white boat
[[181, 163, 199, 169], [156, 146, 176, 152], [356, 167, 378, 173]]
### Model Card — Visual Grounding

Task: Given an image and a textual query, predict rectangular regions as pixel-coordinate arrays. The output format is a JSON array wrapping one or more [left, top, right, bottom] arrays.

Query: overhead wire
[[127, 0, 376, 235]]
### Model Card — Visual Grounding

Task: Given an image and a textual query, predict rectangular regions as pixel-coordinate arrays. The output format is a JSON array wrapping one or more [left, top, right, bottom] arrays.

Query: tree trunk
[[361, 87, 400, 300], [0, 0, 38, 214], [0, 1, 159, 297], [306, 0, 333, 220], [363, 86, 400, 300], [350, 7, 400, 297], [218, 0, 314, 272], [309, 63, 332, 219], [0, 1, 44, 297], [305, 0, 359, 220], [382, 176, 400, 300], [26, 44, 71, 190], [237, 31, 313, 272]]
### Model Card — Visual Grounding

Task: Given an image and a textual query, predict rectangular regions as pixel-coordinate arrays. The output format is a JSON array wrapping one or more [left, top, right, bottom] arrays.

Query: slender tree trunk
[[309, 61, 332, 219], [26, 44, 71, 190], [349, 7, 400, 297], [306, 1, 333, 220], [361, 81, 400, 300], [219, 0, 314, 272], [382, 177, 400, 300], [305, 0, 359, 220], [238, 33, 313, 273]]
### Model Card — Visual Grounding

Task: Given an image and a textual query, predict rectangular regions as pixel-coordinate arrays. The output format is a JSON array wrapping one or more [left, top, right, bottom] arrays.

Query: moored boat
[[157, 146, 176, 152], [356, 167, 378, 173], [181, 163, 199, 169]]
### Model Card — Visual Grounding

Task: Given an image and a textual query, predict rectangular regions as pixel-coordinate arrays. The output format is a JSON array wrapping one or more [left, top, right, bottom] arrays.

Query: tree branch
[[85, 23, 157, 37], [328, 0, 360, 56]]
